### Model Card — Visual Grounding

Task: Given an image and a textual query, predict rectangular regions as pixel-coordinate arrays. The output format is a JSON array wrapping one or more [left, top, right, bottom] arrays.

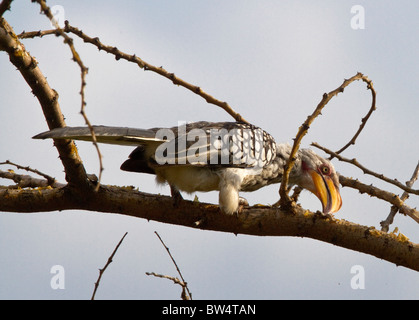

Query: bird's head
[[291, 149, 342, 215]]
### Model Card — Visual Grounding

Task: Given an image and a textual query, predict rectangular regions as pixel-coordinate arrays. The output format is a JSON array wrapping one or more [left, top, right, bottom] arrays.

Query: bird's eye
[[320, 165, 330, 175]]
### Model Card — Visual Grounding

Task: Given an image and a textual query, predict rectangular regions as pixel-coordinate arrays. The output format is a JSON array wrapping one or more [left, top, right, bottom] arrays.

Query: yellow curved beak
[[309, 170, 342, 214]]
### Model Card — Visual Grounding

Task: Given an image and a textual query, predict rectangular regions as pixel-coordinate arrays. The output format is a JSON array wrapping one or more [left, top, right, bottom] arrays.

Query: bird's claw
[[232, 197, 249, 216]]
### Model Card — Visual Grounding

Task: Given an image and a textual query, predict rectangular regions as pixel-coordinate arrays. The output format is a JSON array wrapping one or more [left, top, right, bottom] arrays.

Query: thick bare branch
[[32, 1, 103, 190], [1, 185, 418, 272], [0, 17, 89, 189], [0, 0, 13, 17]]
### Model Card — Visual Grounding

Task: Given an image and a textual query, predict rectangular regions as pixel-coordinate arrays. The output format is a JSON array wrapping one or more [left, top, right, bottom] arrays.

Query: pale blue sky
[[1, 1, 418, 299]]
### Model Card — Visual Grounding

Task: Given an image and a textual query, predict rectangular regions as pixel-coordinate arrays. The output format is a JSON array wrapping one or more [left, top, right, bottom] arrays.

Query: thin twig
[[18, 23, 247, 123], [17, 29, 57, 38], [32, 2, 103, 190], [312, 143, 419, 225], [278, 72, 371, 209], [154, 231, 192, 300], [0, 160, 57, 185], [311, 143, 419, 196], [333, 74, 377, 156], [339, 175, 419, 224], [145, 272, 190, 300], [91, 232, 128, 300], [0, 169, 65, 189], [381, 161, 419, 231]]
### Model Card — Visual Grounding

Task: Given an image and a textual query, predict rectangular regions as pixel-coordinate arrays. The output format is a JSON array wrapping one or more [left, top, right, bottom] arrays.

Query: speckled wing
[[152, 122, 277, 169]]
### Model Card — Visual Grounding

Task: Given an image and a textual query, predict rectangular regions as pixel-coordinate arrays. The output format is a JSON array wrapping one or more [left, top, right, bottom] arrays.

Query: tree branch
[[0, 17, 89, 190], [0, 160, 57, 185], [32, 1, 104, 190], [381, 162, 419, 231], [339, 175, 419, 224], [0, 169, 65, 189], [18, 22, 247, 123], [0, 0, 13, 17], [91, 232, 128, 300], [153, 231, 192, 300], [333, 74, 377, 156], [145, 272, 190, 300], [312, 142, 419, 196], [1, 185, 418, 272], [279, 72, 374, 210]]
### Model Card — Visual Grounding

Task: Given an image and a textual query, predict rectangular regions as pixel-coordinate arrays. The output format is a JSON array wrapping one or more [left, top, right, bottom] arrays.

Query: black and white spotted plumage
[[33, 122, 342, 215]]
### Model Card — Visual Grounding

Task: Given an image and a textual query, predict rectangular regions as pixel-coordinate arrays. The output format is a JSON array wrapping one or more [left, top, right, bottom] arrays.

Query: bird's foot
[[315, 210, 335, 221], [271, 197, 299, 214], [234, 197, 249, 216]]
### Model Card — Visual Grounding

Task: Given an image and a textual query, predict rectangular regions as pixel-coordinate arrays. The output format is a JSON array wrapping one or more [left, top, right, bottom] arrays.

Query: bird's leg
[[170, 184, 183, 207], [219, 183, 240, 215]]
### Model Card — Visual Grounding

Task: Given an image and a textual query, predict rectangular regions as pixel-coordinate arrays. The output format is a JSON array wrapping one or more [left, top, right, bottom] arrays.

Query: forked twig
[[91, 232, 128, 300], [381, 162, 419, 231], [0, 169, 65, 189], [149, 231, 192, 300], [0, 160, 57, 185]]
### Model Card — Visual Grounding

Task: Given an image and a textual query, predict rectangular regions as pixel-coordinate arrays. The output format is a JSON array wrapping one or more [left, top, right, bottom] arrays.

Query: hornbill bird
[[33, 122, 342, 215]]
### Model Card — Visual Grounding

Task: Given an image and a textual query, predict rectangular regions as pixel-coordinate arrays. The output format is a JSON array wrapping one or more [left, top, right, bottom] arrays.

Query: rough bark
[[1, 185, 418, 272]]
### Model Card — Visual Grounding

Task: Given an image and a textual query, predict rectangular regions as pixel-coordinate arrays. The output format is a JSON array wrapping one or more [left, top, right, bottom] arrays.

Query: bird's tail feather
[[33, 126, 163, 146]]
